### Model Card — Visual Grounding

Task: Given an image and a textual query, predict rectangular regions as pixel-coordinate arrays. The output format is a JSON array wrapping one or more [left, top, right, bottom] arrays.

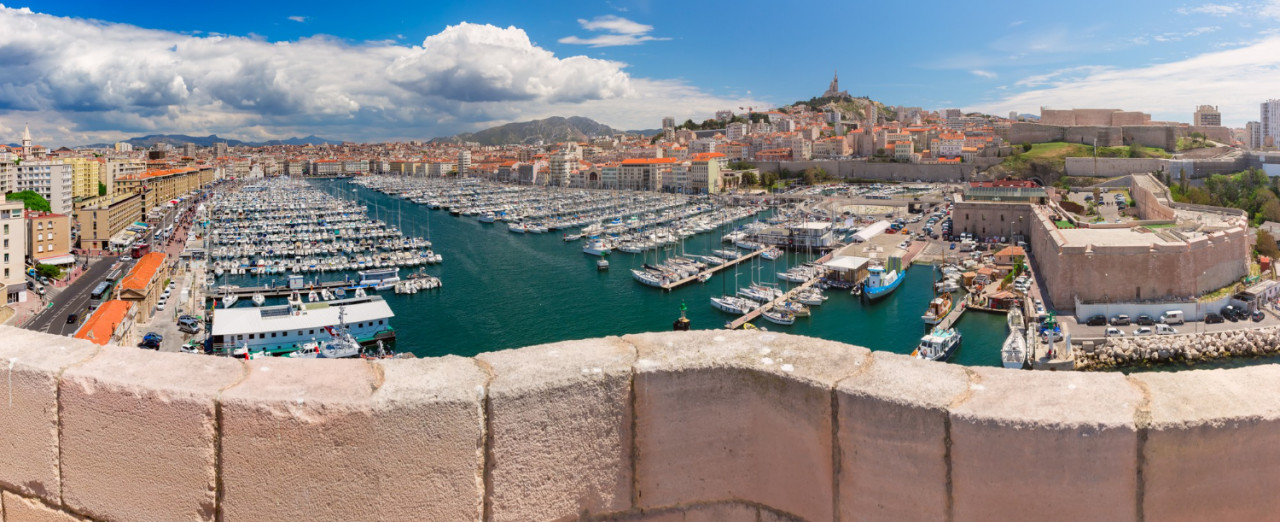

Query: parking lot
[[1063, 306, 1280, 339], [1063, 188, 1130, 224]]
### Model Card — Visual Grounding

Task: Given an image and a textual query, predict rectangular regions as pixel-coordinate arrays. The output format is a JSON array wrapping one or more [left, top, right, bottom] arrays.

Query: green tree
[[739, 171, 758, 186], [5, 190, 50, 212], [1259, 229, 1280, 259], [1128, 142, 1143, 158], [1021, 142, 1032, 153], [761, 171, 779, 188], [36, 264, 61, 280], [1179, 167, 1188, 192], [98, 182, 107, 196], [1263, 198, 1280, 223], [681, 119, 696, 130]]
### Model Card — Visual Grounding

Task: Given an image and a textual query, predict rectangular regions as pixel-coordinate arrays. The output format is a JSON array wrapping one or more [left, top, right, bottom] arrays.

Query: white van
[[1156, 324, 1178, 335], [1160, 310, 1185, 325]]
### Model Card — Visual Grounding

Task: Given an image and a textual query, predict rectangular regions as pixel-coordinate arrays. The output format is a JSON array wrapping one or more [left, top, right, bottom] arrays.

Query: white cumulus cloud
[[0, 7, 762, 145], [1177, 3, 1240, 15], [970, 69, 997, 79], [287, 15, 307, 23], [976, 36, 1280, 127], [558, 15, 669, 47]]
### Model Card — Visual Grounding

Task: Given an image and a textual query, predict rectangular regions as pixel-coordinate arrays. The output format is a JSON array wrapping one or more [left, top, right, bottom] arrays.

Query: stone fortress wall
[[1027, 178, 1249, 310], [3, 326, 1280, 521]]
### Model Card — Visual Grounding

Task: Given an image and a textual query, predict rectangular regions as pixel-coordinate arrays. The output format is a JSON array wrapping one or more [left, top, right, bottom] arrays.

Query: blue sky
[[3, 1, 1279, 145]]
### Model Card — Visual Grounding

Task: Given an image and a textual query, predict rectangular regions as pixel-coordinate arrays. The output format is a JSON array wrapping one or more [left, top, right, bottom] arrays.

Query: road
[[26, 256, 128, 336]]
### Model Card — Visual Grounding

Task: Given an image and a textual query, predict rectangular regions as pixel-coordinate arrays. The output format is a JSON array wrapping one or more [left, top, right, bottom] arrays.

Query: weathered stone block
[[949, 368, 1141, 522], [220, 356, 487, 521], [60, 347, 243, 521], [626, 330, 869, 522], [477, 338, 635, 521], [1135, 367, 1280, 521], [0, 327, 98, 504], [836, 352, 969, 521], [1, 491, 80, 522]]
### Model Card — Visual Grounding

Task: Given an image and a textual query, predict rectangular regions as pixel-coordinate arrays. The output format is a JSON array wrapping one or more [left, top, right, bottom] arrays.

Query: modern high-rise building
[[1193, 105, 1221, 127], [1247, 121, 1263, 149], [457, 150, 471, 177], [1261, 100, 1280, 145], [213, 142, 229, 158]]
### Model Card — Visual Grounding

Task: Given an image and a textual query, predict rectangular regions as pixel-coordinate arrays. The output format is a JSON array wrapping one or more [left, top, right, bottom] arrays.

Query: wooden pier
[[726, 272, 826, 330], [660, 249, 765, 290], [933, 300, 968, 330]]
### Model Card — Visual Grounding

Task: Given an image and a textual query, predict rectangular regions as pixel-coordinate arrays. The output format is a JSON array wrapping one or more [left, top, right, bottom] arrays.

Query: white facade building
[[1, 199, 26, 304], [14, 162, 73, 215]]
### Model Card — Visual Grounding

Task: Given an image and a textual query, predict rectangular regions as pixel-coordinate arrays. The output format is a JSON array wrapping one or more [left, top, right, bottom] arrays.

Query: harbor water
[[222, 178, 1009, 366]]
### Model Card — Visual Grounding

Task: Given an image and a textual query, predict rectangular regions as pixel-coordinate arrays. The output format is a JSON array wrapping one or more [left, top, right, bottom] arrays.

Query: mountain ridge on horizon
[[76, 133, 346, 149]]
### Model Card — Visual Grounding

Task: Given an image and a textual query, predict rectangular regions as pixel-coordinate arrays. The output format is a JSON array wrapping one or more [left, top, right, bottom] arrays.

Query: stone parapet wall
[[4, 325, 1280, 520]]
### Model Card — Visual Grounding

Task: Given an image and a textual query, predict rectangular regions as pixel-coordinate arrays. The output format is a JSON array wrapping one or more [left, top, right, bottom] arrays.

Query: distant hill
[[79, 134, 344, 149], [433, 116, 620, 146]]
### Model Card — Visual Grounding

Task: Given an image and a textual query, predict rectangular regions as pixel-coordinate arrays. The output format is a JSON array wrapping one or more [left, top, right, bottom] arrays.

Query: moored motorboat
[[913, 328, 961, 361]]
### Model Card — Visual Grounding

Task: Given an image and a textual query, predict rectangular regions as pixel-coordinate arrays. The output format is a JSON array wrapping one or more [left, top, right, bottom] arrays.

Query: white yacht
[[583, 239, 611, 256], [913, 328, 962, 362], [357, 267, 400, 291], [711, 295, 758, 315]]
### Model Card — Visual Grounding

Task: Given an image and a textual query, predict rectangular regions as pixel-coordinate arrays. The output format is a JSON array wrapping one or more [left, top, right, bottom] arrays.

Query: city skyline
[[3, 1, 1280, 145]]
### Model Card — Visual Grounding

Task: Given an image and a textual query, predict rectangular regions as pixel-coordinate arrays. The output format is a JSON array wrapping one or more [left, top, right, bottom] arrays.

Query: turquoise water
[[224, 179, 1009, 366]]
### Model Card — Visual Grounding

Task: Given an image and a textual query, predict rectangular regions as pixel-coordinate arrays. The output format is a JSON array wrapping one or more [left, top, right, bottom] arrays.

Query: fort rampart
[[1, 326, 1277, 521]]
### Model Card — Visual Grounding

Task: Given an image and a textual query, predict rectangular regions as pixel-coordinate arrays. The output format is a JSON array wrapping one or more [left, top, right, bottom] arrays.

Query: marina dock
[[726, 275, 824, 329], [933, 299, 968, 330], [209, 272, 439, 300], [725, 252, 835, 329], [660, 249, 766, 290]]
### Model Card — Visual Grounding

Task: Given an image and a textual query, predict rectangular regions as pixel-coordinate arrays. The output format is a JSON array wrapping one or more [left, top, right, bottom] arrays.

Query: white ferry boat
[[210, 295, 394, 355]]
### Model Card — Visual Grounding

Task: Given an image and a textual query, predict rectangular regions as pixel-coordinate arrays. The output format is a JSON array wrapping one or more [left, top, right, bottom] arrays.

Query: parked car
[[1222, 306, 1242, 322], [1205, 313, 1224, 324], [1136, 314, 1155, 326], [1105, 327, 1125, 337], [1040, 330, 1064, 342], [66, 313, 78, 324], [1253, 310, 1266, 322], [1156, 324, 1178, 335], [1110, 314, 1131, 326], [1160, 310, 1185, 325], [1133, 327, 1154, 336], [1086, 315, 1107, 326]]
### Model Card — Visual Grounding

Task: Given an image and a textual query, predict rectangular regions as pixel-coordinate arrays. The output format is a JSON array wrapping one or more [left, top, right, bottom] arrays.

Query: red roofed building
[[74, 299, 136, 346], [118, 252, 169, 323]]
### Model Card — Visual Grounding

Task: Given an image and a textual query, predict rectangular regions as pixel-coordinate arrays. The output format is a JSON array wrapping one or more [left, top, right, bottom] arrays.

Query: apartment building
[[75, 192, 143, 251], [688, 152, 726, 194], [62, 157, 104, 200], [14, 161, 73, 214], [25, 210, 73, 266], [1262, 100, 1280, 145], [619, 157, 679, 191], [1193, 105, 1221, 127], [1, 199, 26, 303], [114, 167, 215, 216]]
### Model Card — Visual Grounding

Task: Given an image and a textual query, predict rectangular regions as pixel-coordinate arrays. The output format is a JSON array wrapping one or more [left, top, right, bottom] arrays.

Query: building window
[[309, 329, 315, 334], [271, 332, 277, 338]]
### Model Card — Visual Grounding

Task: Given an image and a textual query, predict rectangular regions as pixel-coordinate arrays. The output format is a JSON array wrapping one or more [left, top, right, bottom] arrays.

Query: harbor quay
[[7, 326, 1280, 521]]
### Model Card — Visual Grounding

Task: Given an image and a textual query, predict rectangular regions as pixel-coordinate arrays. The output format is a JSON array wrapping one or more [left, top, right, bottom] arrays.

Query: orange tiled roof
[[690, 152, 726, 161], [121, 252, 165, 292], [621, 157, 680, 165], [74, 300, 132, 345]]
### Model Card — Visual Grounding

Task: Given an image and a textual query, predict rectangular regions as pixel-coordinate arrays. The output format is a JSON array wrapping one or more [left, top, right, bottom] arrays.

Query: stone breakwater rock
[[1078, 326, 1280, 370]]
